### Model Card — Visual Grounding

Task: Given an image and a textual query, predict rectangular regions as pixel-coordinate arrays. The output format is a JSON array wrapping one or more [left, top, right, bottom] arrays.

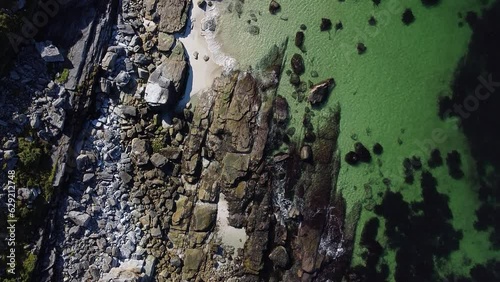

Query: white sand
[[216, 193, 247, 250], [179, 5, 224, 97]]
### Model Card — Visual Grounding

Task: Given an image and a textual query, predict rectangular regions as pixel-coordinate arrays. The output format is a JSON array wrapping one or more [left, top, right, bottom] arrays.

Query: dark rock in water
[[308, 78, 335, 105], [289, 73, 301, 86], [372, 0, 381, 6], [403, 158, 412, 170], [373, 143, 383, 155], [428, 149, 443, 168], [404, 173, 415, 184], [369, 16, 377, 26], [421, 0, 440, 7], [247, 25, 260, 35], [335, 21, 343, 31], [411, 156, 422, 170], [402, 8, 415, 25], [470, 261, 500, 282], [320, 18, 332, 31], [355, 142, 371, 162], [465, 11, 478, 27], [438, 96, 453, 119], [345, 151, 360, 165], [357, 43, 367, 54], [304, 131, 316, 143], [300, 24, 307, 30], [360, 217, 380, 247], [274, 95, 289, 124], [269, 0, 281, 15], [295, 31, 305, 48], [446, 150, 464, 179], [291, 53, 305, 75], [197, 0, 207, 9], [403, 157, 414, 183]]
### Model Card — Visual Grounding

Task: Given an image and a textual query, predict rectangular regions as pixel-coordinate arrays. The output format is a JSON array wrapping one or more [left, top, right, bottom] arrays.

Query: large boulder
[[274, 95, 289, 123], [291, 53, 305, 75], [308, 78, 335, 105], [144, 41, 188, 107], [68, 211, 91, 227], [157, 0, 189, 33]]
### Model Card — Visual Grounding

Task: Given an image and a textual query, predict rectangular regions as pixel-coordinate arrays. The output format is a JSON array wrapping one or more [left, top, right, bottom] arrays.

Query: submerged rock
[[446, 150, 464, 179], [373, 143, 383, 155], [308, 78, 335, 105], [320, 18, 332, 31], [428, 149, 443, 168], [201, 17, 217, 31], [402, 8, 415, 25], [300, 145, 312, 161], [289, 73, 301, 86], [274, 95, 289, 123], [355, 142, 372, 162], [295, 31, 305, 48], [291, 53, 305, 75], [357, 43, 367, 54], [197, 0, 207, 9], [247, 25, 260, 35], [345, 151, 360, 165], [269, 0, 281, 14], [421, 0, 440, 7], [335, 21, 343, 31]]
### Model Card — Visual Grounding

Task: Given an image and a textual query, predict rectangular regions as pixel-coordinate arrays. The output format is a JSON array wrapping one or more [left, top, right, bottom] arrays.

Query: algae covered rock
[[145, 41, 188, 107], [291, 53, 305, 75]]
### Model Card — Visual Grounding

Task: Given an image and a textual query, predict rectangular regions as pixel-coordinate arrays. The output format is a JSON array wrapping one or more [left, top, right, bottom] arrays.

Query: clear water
[[213, 0, 498, 279]]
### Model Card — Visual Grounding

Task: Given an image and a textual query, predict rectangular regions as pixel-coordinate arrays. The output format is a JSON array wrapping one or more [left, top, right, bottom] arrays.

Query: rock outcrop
[[156, 0, 190, 33], [144, 42, 188, 107]]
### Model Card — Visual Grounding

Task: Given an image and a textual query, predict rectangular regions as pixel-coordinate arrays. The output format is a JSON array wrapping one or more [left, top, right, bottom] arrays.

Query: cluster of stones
[[53, 0, 195, 280]]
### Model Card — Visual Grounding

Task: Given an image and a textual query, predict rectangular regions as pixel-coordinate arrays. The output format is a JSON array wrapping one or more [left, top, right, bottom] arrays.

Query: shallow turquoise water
[[214, 0, 498, 279]]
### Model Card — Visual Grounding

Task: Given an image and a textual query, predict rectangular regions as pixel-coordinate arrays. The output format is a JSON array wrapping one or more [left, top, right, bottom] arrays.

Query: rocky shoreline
[[1, 0, 353, 281]]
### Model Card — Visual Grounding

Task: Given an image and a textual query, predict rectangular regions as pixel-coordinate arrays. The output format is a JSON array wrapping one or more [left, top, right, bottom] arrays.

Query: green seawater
[[214, 0, 498, 279]]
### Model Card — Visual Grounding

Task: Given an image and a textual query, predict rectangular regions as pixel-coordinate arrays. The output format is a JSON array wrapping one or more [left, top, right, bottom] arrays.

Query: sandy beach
[[178, 4, 224, 97], [215, 193, 247, 250]]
